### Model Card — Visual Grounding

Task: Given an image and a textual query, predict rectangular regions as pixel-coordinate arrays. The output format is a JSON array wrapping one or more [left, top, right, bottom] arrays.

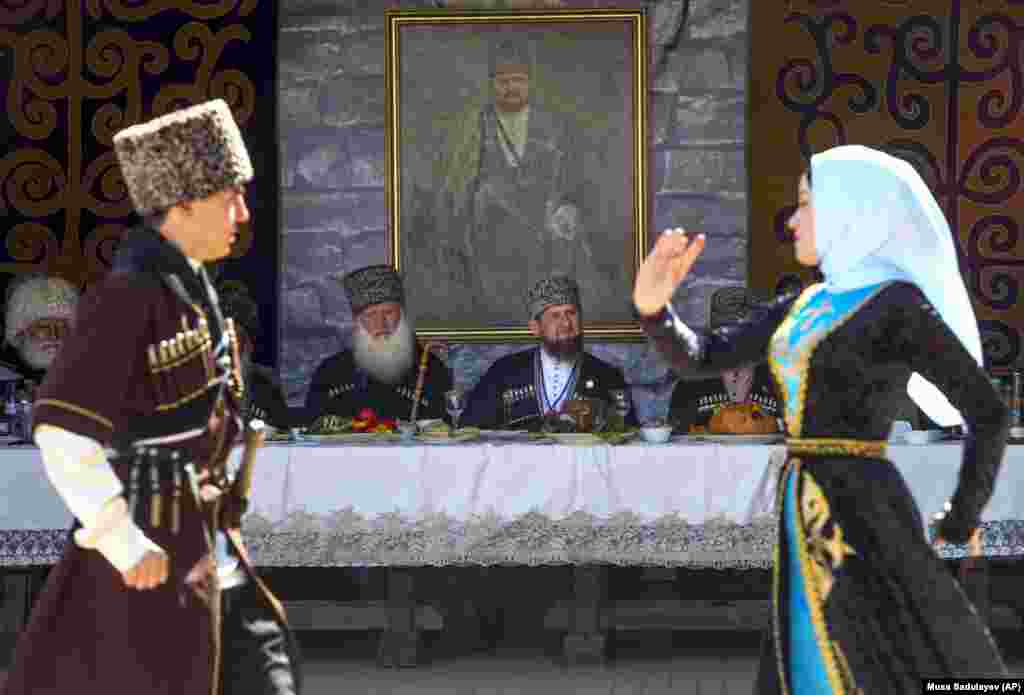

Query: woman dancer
[[633, 145, 1009, 692]]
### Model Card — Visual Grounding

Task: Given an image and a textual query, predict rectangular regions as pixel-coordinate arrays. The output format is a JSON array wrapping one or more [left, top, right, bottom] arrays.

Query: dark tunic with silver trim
[[463, 348, 638, 430], [2, 226, 296, 695], [305, 347, 451, 423], [669, 362, 781, 432], [640, 280, 1009, 693]]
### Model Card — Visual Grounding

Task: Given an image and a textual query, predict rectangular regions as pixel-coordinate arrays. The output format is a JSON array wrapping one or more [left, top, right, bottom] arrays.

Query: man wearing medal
[[463, 274, 636, 430]]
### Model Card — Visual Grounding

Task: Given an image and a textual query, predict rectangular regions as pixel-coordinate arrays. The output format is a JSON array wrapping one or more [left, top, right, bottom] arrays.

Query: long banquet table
[[3, 436, 1024, 568]]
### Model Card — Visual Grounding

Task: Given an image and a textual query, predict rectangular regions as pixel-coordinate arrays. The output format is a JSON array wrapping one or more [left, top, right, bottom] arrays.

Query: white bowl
[[904, 430, 943, 445], [640, 426, 672, 444]]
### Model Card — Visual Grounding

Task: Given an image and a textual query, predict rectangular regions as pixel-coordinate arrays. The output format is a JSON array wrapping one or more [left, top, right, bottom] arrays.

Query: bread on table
[[705, 403, 779, 435]]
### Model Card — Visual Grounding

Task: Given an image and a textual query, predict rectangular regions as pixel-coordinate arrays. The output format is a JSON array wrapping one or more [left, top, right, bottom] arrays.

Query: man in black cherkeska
[[463, 274, 636, 431], [305, 265, 451, 423]]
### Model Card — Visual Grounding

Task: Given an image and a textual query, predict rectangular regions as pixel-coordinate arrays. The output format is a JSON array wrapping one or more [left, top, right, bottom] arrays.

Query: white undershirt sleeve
[[34, 423, 160, 572]]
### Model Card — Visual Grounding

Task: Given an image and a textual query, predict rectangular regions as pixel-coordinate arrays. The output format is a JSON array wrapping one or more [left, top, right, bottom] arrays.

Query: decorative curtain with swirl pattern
[[751, 0, 1024, 370], [0, 0, 278, 366]]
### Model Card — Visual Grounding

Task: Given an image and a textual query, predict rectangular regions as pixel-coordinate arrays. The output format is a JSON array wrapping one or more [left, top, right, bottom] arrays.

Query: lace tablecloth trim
[[4, 515, 1024, 567]]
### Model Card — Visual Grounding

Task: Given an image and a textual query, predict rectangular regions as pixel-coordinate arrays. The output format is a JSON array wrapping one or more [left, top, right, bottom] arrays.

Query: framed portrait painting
[[385, 8, 648, 342]]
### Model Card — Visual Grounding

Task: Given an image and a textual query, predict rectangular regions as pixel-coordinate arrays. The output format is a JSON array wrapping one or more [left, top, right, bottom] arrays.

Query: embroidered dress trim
[[769, 282, 891, 436], [779, 460, 858, 694], [786, 438, 887, 459]]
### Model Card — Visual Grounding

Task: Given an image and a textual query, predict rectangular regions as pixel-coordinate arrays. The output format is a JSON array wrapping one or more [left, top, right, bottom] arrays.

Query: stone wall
[[278, 0, 749, 421]]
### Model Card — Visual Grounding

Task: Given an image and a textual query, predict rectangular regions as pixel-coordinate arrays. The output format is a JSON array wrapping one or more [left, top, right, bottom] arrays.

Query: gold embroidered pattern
[[800, 471, 855, 599], [773, 458, 860, 694], [769, 283, 891, 437], [794, 467, 858, 692], [769, 286, 823, 438], [773, 458, 859, 694], [786, 438, 887, 459], [35, 398, 114, 429]]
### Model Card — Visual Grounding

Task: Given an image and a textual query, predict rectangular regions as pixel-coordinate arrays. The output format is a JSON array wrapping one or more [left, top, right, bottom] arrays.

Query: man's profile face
[[492, 68, 530, 113], [168, 187, 249, 262], [357, 302, 402, 339]]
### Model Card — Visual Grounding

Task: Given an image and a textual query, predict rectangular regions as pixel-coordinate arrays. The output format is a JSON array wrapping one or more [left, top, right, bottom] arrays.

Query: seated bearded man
[[463, 274, 637, 431], [305, 264, 451, 423], [4, 273, 80, 383]]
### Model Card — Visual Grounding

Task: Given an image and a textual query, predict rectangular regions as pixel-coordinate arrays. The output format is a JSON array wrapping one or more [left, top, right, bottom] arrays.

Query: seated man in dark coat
[[670, 363, 781, 433], [668, 285, 782, 433], [305, 265, 451, 422], [463, 275, 637, 430], [216, 279, 300, 429]]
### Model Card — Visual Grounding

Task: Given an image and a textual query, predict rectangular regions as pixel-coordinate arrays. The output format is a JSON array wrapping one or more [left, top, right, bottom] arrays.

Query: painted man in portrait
[[431, 36, 599, 322]]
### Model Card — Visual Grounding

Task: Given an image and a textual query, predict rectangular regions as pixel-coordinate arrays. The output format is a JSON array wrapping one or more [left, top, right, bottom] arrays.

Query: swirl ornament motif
[[752, 1, 1024, 368], [0, 0, 262, 291]]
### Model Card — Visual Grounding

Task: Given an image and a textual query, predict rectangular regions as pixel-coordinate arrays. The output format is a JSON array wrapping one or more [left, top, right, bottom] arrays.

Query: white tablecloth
[[3, 440, 1023, 567]]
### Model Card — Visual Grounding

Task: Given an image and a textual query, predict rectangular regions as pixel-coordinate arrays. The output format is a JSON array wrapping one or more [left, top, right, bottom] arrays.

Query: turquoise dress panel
[[784, 465, 831, 693], [770, 282, 889, 436]]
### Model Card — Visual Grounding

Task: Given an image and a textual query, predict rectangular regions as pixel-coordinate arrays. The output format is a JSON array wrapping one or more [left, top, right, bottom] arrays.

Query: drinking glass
[[608, 388, 631, 424], [445, 389, 466, 431]]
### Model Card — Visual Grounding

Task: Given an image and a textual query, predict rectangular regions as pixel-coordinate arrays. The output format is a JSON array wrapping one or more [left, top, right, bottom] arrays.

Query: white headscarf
[[810, 144, 983, 427]]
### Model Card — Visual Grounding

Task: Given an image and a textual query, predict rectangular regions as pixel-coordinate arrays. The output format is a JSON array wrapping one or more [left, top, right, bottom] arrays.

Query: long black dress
[[640, 280, 1009, 692]]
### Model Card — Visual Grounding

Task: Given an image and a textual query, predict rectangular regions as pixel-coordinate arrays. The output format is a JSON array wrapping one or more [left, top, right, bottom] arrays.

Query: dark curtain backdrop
[[750, 0, 1024, 371], [0, 0, 279, 367]]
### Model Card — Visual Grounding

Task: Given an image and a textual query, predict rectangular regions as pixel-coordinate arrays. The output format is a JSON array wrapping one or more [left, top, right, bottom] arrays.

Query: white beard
[[18, 338, 61, 370], [352, 314, 416, 385]]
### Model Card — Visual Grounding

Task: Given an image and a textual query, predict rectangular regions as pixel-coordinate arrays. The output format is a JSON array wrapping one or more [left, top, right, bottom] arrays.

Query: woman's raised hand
[[632, 228, 705, 316]]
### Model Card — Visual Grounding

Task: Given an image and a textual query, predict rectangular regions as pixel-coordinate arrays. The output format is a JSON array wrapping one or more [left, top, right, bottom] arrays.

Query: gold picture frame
[[385, 8, 648, 342]]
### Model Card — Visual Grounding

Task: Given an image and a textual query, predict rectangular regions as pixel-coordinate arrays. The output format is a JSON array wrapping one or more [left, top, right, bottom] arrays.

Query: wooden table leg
[[563, 565, 607, 666], [376, 568, 420, 668], [0, 571, 33, 667]]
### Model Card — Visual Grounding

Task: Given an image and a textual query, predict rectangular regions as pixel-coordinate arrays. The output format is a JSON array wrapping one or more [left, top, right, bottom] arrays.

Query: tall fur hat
[[341, 265, 405, 315], [526, 274, 580, 321], [113, 99, 253, 216], [5, 274, 80, 347]]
